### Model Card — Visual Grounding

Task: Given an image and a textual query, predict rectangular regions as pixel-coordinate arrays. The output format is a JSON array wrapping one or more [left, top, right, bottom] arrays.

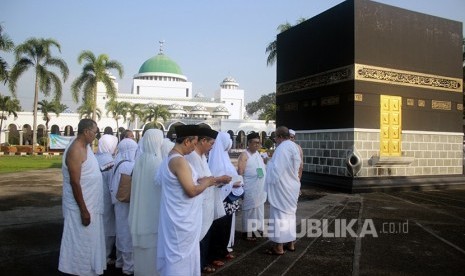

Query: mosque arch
[[51, 125, 60, 135], [236, 130, 246, 149], [37, 124, 46, 146], [22, 124, 32, 145], [63, 125, 74, 136], [7, 124, 19, 145]]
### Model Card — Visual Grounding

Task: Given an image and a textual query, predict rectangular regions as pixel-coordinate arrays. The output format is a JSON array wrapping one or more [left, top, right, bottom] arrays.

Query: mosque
[[1, 47, 276, 149]]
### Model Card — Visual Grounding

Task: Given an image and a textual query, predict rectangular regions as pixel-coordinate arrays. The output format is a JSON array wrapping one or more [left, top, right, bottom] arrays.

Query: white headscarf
[[161, 138, 175, 160], [129, 129, 164, 247], [115, 138, 138, 164], [95, 134, 118, 169], [208, 132, 243, 200], [97, 134, 118, 156]]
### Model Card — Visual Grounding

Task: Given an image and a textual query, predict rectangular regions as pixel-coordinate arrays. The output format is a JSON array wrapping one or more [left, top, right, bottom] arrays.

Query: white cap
[[289, 129, 296, 136]]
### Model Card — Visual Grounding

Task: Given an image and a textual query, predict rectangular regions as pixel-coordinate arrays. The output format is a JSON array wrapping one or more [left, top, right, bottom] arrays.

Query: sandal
[[212, 260, 224, 267], [285, 242, 296, 252], [202, 266, 216, 273], [225, 253, 235, 259], [265, 247, 285, 256]]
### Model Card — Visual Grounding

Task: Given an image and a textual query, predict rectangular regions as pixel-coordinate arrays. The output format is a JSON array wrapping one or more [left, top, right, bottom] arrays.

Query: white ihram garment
[[241, 150, 267, 232], [265, 140, 301, 243], [95, 134, 118, 258], [185, 150, 216, 240], [156, 153, 202, 276], [110, 138, 138, 274], [129, 129, 164, 276], [59, 143, 106, 276]]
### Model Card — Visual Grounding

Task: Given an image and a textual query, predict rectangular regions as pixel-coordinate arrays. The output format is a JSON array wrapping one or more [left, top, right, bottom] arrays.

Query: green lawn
[[0, 155, 63, 174]]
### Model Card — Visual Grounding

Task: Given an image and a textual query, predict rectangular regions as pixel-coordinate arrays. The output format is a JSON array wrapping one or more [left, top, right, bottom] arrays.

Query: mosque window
[[186, 88, 189, 97], [137, 86, 140, 95]]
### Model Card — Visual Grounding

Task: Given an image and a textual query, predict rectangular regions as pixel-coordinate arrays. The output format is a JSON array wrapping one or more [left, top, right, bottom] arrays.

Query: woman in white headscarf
[[161, 138, 175, 160], [129, 129, 164, 276], [95, 134, 119, 264], [208, 132, 243, 263], [111, 138, 138, 275]]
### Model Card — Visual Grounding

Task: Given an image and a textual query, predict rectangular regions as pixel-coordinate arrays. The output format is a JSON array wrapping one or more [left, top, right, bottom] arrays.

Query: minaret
[[159, 40, 165, 54]]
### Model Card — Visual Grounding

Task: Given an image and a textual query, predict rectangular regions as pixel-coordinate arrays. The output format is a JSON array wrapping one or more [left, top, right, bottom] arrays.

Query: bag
[[116, 173, 132, 203], [113, 160, 132, 203]]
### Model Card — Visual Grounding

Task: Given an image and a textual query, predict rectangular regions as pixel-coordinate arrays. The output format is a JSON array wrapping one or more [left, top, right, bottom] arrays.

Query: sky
[[1, 0, 464, 112]]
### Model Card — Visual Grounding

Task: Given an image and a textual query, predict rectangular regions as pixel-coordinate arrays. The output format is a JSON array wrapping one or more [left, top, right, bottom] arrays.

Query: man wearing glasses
[[237, 132, 267, 241], [59, 119, 107, 275]]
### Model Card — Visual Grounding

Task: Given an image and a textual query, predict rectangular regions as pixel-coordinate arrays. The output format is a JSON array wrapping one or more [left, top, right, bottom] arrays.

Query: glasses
[[87, 128, 97, 136]]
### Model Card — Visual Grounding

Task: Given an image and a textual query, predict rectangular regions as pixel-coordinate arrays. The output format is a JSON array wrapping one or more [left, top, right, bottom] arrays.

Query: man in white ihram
[[265, 126, 301, 255], [58, 119, 106, 275]]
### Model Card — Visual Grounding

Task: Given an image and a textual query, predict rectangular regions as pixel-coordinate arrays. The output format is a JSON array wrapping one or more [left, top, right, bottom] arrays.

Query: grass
[[0, 155, 62, 174]]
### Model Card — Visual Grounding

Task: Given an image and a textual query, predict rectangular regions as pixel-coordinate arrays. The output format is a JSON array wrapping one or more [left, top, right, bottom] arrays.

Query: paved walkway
[[0, 169, 464, 275]]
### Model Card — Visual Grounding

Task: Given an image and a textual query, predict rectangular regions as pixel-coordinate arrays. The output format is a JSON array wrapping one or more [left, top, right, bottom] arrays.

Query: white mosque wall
[[131, 79, 193, 99], [215, 88, 245, 119]]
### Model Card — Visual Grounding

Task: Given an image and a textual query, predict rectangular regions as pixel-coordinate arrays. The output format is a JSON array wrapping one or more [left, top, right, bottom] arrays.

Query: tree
[[260, 103, 276, 124], [78, 102, 102, 120], [0, 94, 21, 144], [246, 92, 276, 116], [127, 102, 144, 129], [142, 104, 170, 128], [0, 24, 15, 83], [265, 18, 306, 67], [8, 38, 69, 152], [71, 50, 124, 121], [106, 99, 129, 141], [38, 99, 67, 149]]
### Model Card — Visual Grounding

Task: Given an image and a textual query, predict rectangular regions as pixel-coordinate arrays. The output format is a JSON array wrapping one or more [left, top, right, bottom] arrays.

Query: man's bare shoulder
[[237, 151, 248, 161], [66, 140, 87, 164]]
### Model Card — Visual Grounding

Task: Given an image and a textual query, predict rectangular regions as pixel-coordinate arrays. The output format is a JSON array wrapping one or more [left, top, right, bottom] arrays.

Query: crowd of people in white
[[58, 118, 302, 276]]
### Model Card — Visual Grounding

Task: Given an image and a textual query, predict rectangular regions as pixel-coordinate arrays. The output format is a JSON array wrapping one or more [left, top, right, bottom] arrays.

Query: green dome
[[138, 53, 183, 75]]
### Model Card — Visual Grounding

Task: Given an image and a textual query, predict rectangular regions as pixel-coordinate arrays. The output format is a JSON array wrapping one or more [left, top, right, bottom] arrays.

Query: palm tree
[[106, 99, 129, 141], [0, 94, 21, 144], [142, 104, 170, 129], [127, 102, 144, 129], [265, 18, 306, 67], [0, 24, 15, 83], [78, 102, 102, 120], [259, 103, 276, 124], [8, 38, 69, 152], [71, 50, 124, 121], [38, 99, 67, 148]]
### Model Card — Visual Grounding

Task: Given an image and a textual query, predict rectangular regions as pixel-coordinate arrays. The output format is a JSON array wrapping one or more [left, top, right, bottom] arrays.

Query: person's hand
[[215, 175, 232, 184], [80, 209, 91, 226], [198, 176, 216, 187], [232, 181, 242, 188]]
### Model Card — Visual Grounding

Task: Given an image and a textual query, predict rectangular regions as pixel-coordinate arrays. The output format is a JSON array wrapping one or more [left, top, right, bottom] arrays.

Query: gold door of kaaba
[[380, 95, 402, 156]]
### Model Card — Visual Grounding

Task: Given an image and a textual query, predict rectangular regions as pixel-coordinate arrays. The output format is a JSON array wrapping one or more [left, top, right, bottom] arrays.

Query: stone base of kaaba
[[302, 172, 465, 193]]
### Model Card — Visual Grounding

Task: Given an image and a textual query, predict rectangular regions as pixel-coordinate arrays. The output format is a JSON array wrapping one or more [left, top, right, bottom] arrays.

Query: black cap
[[198, 128, 218, 139], [175, 125, 200, 137], [247, 132, 260, 141]]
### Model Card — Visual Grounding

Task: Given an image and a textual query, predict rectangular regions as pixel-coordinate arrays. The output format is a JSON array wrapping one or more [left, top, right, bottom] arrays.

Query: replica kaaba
[[276, 0, 464, 192]]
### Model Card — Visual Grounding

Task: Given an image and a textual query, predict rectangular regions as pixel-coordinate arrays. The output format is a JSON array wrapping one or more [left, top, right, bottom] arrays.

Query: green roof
[[138, 53, 183, 74]]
